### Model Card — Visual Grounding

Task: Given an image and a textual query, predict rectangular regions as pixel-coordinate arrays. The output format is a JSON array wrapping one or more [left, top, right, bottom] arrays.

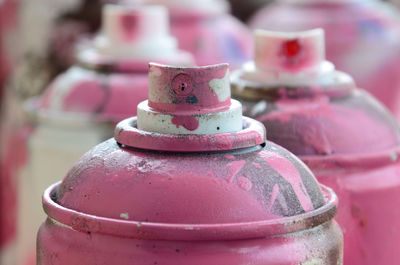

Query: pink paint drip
[[171, 116, 199, 131]]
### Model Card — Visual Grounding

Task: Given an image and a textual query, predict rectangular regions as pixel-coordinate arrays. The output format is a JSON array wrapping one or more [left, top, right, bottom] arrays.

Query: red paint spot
[[171, 116, 199, 131], [120, 14, 138, 40], [283, 39, 301, 58]]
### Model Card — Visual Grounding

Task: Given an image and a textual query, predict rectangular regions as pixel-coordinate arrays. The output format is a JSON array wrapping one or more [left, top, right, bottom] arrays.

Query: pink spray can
[[16, 5, 193, 265], [37, 63, 342, 265], [231, 29, 400, 265], [142, 0, 252, 68], [249, 0, 400, 120]]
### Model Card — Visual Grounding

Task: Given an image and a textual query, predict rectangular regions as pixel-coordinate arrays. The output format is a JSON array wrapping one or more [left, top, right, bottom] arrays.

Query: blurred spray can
[[232, 28, 400, 265]]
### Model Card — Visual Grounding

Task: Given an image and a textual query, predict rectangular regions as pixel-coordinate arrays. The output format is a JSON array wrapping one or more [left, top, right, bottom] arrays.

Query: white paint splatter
[[300, 258, 325, 265], [120, 212, 129, 220], [209, 69, 230, 102]]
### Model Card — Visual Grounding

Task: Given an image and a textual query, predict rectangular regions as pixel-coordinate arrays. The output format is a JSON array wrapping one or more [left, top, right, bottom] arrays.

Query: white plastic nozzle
[[233, 28, 355, 89], [254, 29, 325, 73], [137, 63, 243, 135], [94, 4, 177, 58], [103, 4, 169, 43]]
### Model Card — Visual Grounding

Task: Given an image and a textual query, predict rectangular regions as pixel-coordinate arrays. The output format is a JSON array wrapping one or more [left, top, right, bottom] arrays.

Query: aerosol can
[[37, 63, 343, 265], [231, 28, 400, 265]]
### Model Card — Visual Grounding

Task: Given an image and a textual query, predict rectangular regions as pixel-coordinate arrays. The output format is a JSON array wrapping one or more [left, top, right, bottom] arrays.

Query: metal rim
[[43, 182, 337, 241], [114, 117, 266, 152]]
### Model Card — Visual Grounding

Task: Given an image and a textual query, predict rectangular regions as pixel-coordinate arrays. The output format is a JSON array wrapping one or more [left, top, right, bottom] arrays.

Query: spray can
[[231, 28, 400, 265], [37, 62, 342, 265]]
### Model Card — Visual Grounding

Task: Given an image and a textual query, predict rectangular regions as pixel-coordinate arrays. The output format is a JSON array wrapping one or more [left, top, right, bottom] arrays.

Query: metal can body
[[249, 0, 400, 119], [38, 190, 342, 265]]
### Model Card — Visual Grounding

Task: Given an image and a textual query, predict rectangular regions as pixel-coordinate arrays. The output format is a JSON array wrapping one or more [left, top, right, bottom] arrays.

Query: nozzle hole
[[172, 74, 193, 96]]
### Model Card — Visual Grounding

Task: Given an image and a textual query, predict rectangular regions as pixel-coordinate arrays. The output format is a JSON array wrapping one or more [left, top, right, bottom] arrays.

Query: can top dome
[[45, 63, 333, 241]]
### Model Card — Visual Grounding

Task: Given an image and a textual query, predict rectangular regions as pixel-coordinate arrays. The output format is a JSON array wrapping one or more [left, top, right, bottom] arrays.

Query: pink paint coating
[[250, 0, 400, 120], [148, 63, 231, 114], [38, 183, 341, 264], [171, 116, 199, 131], [302, 147, 400, 265], [114, 117, 265, 152], [255, 92, 400, 156], [55, 138, 326, 224]]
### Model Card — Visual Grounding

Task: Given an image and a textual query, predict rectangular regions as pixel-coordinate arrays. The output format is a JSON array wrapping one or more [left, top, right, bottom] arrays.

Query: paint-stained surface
[[56, 139, 324, 223]]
